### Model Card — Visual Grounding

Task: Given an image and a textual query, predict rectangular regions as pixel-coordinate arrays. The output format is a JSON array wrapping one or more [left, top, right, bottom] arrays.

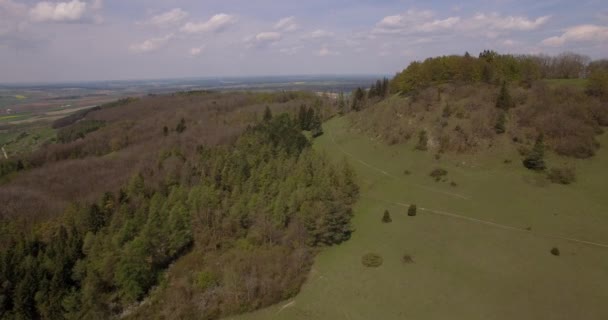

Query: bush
[[547, 166, 576, 185], [550, 247, 560, 256], [429, 168, 448, 181], [196, 271, 220, 290], [361, 253, 383, 268], [408, 204, 417, 217], [402, 254, 414, 264], [382, 210, 392, 223], [415, 130, 428, 151], [403, 170, 411, 175]]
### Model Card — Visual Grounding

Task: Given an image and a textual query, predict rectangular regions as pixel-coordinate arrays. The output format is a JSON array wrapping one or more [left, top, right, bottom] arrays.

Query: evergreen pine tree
[[523, 134, 547, 170], [176, 118, 186, 133], [297, 105, 307, 130], [415, 130, 428, 151], [496, 82, 514, 110], [338, 93, 346, 115], [408, 204, 417, 217], [495, 111, 507, 134], [382, 210, 392, 223], [263, 106, 273, 122]]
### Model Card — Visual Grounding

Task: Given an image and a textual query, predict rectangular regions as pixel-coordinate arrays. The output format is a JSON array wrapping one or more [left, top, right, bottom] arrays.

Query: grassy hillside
[[232, 115, 608, 320]]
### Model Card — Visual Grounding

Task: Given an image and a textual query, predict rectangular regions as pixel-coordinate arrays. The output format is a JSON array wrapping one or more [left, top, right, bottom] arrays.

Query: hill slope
[[232, 115, 608, 320]]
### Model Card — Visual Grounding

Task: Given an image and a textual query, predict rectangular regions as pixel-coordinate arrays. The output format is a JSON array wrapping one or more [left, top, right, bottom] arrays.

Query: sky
[[0, 0, 607, 83]]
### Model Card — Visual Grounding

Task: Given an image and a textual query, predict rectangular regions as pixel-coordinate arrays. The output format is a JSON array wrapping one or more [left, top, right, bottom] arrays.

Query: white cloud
[[143, 8, 188, 27], [129, 34, 173, 53], [466, 13, 550, 31], [181, 13, 237, 34], [274, 16, 298, 32], [541, 24, 608, 46], [373, 10, 549, 37], [502, 39, 518, 47], [304, 29, 334, 39], [190, 46, 204, 56], [245, 31, 282, 48], [374, 10, 459, 35], [279, 46, 302, 55], [315, 46, 339, 57], [91, 0, 102, 10], [30, 0, 87, 22]]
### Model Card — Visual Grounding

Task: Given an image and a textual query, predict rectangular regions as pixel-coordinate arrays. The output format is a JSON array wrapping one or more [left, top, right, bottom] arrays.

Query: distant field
[[0, 126, 56, 157], [0, 114, 33, 123], [232, 116, 608, 320]]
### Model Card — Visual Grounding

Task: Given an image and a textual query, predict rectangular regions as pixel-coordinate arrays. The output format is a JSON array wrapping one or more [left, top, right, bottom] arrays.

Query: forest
[[0, 91, 357, 319]]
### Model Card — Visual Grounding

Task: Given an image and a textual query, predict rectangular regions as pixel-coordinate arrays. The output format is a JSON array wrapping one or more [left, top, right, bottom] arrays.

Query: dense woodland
[[0, 91, 356, 319]]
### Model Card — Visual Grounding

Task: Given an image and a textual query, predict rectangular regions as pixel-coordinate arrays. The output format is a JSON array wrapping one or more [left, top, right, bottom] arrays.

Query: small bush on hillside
[[415, 130, 428, 151], [176, 118, 187, 133], [403, 170, 411, 175], [196, 271, 220, 290], [429, 168, 448, 181], [494, 111, 507, 134], [450, 181, 458, 187], [382, 210, 392, 223], [550, 247, 561, 256], [408, 204, 417, 217], [547, 166, 576, 185], [402, 254, 414, 264], [442, 104, 453, 118], [362, 253, 383, 268]]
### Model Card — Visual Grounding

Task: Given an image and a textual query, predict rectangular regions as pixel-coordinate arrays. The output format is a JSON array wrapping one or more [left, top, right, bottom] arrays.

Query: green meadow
[[231, 115, 608, 320]]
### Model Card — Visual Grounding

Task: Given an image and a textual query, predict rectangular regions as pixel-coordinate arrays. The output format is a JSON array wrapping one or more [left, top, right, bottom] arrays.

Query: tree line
[[390, 51, 605, 94]]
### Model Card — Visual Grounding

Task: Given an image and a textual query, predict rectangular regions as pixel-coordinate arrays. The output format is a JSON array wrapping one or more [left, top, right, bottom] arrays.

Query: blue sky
[[0, 0, 607, 82]]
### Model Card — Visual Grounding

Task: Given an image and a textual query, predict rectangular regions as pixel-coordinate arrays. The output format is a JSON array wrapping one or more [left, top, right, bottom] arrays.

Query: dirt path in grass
[[365, 196, 608, 249], [327, 123, 608, 249]]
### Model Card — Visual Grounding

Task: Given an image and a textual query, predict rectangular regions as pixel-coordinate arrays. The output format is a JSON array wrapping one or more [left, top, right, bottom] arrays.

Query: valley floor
[[230, 116, 608, 320]]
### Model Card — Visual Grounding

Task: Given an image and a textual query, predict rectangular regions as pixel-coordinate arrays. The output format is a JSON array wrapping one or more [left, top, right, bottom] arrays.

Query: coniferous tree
[[496, 82, 514, 110], [382, 210, 392, 223], [338, 93, 346, 115], [176, 118, 186, 133], [352, 88, 365, 111], [408, 204, 417, 217], [523, 134, 547, 170], [382, 78, 390, 97], [415, 130, 429, 151], [495, 111, 507, 134], [310, 113, 323, 138], [263, 106, 273, 122]]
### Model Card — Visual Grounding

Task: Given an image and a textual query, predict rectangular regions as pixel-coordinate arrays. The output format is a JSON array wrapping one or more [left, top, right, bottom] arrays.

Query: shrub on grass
[[547, 166, 576, 185], [550, 247, 560, 256], [403, 170, 411, 175], [382, 210, 392, 223], [429, 168, 448, 181], [415, 130, 428, 151], [450, 181, 458, 187], [362, 253, 383, 268], [402, 254, 414, 264], [408, 204, 417, 217]]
